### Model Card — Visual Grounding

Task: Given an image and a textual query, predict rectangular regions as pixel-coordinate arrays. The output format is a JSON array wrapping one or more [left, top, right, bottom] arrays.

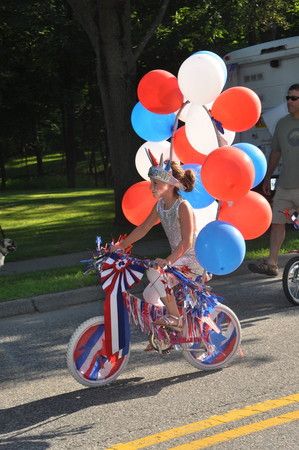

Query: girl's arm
[[158, 201, 193, 265], [115, 205, 159, 250]]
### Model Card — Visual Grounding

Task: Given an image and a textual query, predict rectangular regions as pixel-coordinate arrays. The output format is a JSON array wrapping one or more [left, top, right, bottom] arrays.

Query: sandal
[[154, 314, 183, 332], [144, 342, 154, 352], [247, 260, 279, 277]]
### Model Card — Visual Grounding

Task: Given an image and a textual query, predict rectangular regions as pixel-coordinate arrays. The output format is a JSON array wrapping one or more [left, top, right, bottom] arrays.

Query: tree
[[0, 0, 99, 189], [65, 0, 171, 223], [1, 0, 297, 195]]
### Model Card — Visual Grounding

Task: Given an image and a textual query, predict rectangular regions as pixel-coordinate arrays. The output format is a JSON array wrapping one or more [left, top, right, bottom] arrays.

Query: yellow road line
[[107, 393, 299, 450], [170, 410, 299, 449]]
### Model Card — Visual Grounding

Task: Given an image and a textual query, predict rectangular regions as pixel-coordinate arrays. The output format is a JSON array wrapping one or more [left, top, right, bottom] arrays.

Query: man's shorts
[[272, 187, 299, 224]]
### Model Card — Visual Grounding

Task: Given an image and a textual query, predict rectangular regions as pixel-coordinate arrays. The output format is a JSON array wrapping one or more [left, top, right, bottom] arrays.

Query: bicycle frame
[[67, 241, 242, 386], [87, 245, 224, 358]]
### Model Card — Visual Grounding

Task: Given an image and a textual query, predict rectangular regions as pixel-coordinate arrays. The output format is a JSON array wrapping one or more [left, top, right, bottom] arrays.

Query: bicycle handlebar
[[81, 247, 202, 291]]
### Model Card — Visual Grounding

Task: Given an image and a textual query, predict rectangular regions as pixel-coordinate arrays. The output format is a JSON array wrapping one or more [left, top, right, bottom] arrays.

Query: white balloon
[[204, 100, 235, 146], [178, 54, 225, 105], [135, 141, 179, 181], [175, 101, 191, 122], [185, 104, 219, 155], [205, 101, 214, 110], [223, 128, 235, 145], [194, 201, 218, 234]]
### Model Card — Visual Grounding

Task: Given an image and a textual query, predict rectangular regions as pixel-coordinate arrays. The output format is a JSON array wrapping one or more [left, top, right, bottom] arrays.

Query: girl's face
[[150, 179, 173, 198]]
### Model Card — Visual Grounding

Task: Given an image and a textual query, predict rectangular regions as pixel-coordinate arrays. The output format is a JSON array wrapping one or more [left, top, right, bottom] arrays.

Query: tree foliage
[[0, 0, 298, 221]]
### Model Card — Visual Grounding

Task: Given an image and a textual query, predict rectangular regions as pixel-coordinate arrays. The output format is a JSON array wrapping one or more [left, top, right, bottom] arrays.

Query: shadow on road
[[0, 424, 92, 449], [0, 370, 220, 435]]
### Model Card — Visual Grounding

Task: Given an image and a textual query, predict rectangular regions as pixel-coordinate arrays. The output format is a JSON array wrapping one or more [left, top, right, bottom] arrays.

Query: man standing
[[248, 84, 299, 276]]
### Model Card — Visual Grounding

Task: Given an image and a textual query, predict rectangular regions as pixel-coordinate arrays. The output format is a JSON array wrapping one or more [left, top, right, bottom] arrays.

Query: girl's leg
[[160, 292, 180, 317], [143, 281, 164, 307], [145, 268, 182, 329]]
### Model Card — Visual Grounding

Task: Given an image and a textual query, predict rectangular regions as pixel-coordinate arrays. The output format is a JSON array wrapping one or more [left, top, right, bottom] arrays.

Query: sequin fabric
[[157, 197, 203, 274]]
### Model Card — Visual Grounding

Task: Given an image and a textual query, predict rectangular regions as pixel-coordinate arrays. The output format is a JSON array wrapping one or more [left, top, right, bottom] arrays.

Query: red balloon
[[173, 126, 207, 164], [137, 70, 183, 114], [219, 191, 272, 239], [211, 87, 261, 132], [122, 181, 159, 226], [201, 146, 254, 201]]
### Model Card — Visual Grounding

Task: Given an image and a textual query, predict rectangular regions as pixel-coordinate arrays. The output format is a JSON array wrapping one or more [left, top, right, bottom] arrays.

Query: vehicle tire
[[182, 304, 241, 370], [66, 316, 130, 387], [282, 256, 299, 306]]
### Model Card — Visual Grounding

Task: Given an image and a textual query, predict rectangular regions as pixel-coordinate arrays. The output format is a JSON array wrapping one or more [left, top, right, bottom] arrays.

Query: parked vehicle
[[224, 36, 299, 186]]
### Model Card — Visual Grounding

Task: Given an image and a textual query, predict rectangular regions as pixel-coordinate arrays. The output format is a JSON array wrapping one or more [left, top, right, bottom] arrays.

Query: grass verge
[[1, 188, 122, 261], [0, 187, 163, 261], [0, 265, 96, 302], [245, 227, 298, 259]]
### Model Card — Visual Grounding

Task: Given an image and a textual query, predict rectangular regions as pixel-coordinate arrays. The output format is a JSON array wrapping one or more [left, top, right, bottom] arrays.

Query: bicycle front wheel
[[282, 256, 299, 306], [67, 316, 130, 387], [182, 304, 241, 370]]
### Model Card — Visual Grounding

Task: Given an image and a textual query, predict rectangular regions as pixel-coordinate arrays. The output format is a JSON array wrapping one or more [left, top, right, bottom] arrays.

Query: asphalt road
[[0, 271, 298, 449]]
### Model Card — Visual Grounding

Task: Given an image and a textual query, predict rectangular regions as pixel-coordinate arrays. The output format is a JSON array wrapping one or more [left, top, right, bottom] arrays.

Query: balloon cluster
[[122, 50, 272, 275]]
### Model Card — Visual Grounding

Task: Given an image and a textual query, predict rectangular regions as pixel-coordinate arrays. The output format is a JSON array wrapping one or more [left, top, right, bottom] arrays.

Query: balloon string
[[170, 100, 190, 162], [202, 104, 223, 148], [216, 200, 221, 220]]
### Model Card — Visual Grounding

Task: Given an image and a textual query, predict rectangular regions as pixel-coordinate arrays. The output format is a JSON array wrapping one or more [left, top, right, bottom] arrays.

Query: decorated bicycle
[[67, 238, 242, 387], [67, 50, 271, 386]]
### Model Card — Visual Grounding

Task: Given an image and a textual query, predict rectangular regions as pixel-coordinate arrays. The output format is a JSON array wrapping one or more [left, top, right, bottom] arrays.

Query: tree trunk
[[99, 129, 110, 187], [94, 2, 140, 224], [66, 0, 171, 223], [36, 147, 44, 176], [66, 0, 140, 223], [62, 92, 77, 188]]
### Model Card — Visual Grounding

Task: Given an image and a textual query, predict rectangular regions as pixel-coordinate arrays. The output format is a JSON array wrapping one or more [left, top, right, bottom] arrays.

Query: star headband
[[145, 148, 185, 191]]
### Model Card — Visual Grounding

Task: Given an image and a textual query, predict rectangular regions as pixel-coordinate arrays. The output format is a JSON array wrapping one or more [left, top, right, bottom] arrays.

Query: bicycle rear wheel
[[282, 256, 299, 306], [182, 304, 241, 370], [67, 316, 130, 387]]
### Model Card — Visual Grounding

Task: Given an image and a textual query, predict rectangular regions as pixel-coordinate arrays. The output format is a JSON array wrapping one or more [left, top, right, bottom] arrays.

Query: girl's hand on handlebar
[[110, 239, 132, 253], [110, 241, 124, 252], [155, 257, 170, 268]]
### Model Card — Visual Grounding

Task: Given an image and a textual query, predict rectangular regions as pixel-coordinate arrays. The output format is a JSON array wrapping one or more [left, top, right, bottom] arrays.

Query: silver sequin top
[[157, 197, 203, 274]]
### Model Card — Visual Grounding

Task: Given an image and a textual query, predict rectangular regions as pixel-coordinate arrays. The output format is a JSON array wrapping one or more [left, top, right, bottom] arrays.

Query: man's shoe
[[247, 260, 279, 277]]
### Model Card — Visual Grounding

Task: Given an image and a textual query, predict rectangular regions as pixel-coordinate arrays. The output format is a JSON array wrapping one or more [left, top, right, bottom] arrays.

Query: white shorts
[[143, 268, 178, 307]]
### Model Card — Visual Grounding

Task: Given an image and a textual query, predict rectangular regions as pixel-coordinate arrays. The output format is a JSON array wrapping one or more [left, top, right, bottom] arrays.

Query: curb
[[0, 254, 295, 320], [2, 239, 171, 275], [0, 286, 102, 319], [0, 281, 148, 320]]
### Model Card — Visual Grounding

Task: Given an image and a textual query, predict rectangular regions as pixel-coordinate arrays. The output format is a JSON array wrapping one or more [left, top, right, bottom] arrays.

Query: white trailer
[[224, 36, 299, 176]]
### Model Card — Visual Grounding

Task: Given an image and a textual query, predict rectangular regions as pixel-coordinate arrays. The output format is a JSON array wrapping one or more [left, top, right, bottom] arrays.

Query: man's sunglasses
[[286, 95, 299, 101]]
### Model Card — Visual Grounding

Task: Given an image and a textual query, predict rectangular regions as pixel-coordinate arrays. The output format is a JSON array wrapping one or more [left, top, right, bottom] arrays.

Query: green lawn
[[1, 186, 298, 302], [0, 188, 119, 261], [245, 227, 298, 259], [5, 152, 104, 190], [0, 265, 96, 302]]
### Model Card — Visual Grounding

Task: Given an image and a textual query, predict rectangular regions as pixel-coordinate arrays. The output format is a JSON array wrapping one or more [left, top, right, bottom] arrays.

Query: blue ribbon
[[211, 116, 225, 134]]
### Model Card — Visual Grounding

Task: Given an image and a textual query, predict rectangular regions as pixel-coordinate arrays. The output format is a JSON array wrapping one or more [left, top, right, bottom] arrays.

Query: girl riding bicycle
[[113, 151, 206, 334]]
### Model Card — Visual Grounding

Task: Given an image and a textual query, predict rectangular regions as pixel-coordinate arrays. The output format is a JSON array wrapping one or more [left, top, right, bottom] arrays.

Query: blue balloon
[[233, 143, 267, 188], [195, 220, 246, 275], [179, 164, 214, 208], [131, 102, 175, 142], [195, 50, 227, 85]]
